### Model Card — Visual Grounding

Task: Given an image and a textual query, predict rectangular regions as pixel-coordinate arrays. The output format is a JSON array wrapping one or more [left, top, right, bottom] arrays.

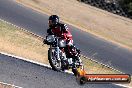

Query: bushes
[[118, 0, 132, 17], [77, 0, 131, 18]]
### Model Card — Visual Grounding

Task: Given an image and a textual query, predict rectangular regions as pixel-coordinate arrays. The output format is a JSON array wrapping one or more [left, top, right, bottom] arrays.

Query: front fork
[[55, 38, 61, 61], [50, 44, 61, 62], [56, 47, 61, 61]]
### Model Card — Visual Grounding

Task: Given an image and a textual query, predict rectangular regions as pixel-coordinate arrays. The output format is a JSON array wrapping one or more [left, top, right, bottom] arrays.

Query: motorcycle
[[44, 35, 83, 76]]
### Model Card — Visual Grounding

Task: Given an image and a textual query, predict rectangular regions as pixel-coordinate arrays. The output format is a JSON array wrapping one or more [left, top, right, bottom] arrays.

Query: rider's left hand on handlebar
[[43, 39, 47, 44]]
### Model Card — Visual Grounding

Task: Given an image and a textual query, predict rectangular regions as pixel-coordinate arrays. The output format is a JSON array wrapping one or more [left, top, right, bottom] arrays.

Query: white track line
[[0, 52, 73, 74], [115, 84, 132, 88], [0, 52, 51, 68], [0, 81, 22, 88], [0, 18, 131, 87], [0, 52, 131, 88]]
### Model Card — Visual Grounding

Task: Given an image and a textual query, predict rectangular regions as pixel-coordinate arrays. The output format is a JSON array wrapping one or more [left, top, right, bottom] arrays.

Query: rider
[[44, 15, 82, 66]]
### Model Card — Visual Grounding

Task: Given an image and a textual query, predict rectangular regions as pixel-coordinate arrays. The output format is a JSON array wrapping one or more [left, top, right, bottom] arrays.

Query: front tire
[[48, 48, 62, 71]]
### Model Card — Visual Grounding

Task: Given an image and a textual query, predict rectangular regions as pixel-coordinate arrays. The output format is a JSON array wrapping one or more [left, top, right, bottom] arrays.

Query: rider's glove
[[43, 39, 47, 44]]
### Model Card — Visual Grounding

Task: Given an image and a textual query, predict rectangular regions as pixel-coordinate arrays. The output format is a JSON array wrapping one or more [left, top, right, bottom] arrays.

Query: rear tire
[[79, 76, 87, 85], [48, 49, 62, 71]]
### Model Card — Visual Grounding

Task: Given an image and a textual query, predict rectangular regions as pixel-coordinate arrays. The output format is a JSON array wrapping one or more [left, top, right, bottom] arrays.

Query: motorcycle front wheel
[[48, 48, 62, 71]]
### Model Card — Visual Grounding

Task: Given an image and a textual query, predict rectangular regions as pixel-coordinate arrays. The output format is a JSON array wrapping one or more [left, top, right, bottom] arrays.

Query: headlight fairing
[[46, 35, 55, 43]]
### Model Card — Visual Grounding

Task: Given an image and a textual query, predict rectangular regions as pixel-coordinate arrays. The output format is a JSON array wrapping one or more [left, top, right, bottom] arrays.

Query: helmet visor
[[48, 20, 53, 26]]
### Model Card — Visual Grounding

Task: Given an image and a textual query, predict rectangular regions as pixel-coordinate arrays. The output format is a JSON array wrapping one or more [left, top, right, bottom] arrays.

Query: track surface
[[0, 0, 132, 74], [0, 54, 125, 88]]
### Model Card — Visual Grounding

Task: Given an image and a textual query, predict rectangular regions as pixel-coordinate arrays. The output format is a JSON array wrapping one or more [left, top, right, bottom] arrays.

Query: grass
[[0, 20, 49, 65], [16, 0, 132, 49], [0, 20, 120, 74]]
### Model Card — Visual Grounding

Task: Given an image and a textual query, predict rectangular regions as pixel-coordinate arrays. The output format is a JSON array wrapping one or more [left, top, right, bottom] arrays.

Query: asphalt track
[[0, 53, 125, 88], [0, 0, 132, 74]]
